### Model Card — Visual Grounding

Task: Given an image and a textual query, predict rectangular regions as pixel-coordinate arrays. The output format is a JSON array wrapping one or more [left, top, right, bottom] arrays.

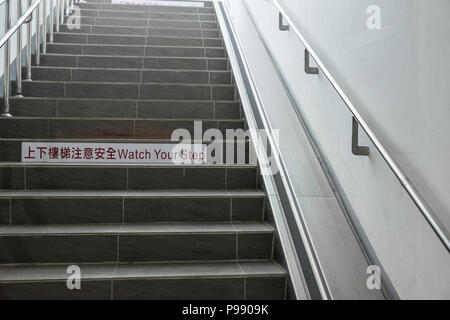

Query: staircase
[[0, 0, 287, 299]]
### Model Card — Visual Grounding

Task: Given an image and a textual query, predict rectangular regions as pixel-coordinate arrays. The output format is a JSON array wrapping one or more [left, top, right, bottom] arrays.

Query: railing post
[[60, 0, 65, 24], [55, 0, 60, 32], [35, 2, 41, 66], [15, 0, 24, 97], [25, 0, 33, 81], [2, 0, 12, 117], [42, 0, 47, 54], [49, 0, 54, 43]]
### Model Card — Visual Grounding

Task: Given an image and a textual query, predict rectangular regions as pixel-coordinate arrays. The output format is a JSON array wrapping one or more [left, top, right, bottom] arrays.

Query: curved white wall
[[243, 0, 450, 298]]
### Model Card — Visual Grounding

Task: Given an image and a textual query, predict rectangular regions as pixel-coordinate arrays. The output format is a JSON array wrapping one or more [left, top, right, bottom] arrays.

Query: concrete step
[[46, 43, 225, 58], [77, 2, 215, 14], [0, 117, 244, 139], [0, 261, 286, 300], [38, 54, 229, 70], [76, 9, 216, 22], [52, 32, 223, 47], [16, 80, 235, 100], [0, 190, 264, 224], [56, 24, 220, 38], [0, 222, 273, 264], [26, 66, 231, 84], [0, 164, 258, 190], [9, 97, 240, 119], [63, 16, 218, 29]]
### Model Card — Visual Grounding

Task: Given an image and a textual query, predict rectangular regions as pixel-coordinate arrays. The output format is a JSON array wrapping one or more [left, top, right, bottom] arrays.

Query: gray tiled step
[[0, 190, 264, 224], [77, 2, 215, 14], [26, 67, 231, 84], [0, 222, 273, 264], [77, 9, 217, 21], [80, 0, 213, 7], [46, 43, 225, 57], [17, 81, 235, 100], [0, 117, 244, 139], [0, 262, 286, 300], [56, 25, 220, 38], [0, 164, 258, 190], [9, 98, 240, 119], [63, 16, 218, 29], [52, 32, 223, 47], [38, 54, 229, 70]]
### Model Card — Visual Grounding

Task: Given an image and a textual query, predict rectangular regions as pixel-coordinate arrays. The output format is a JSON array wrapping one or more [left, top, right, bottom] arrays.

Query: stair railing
[[274, 0, 449, 252], [0, 0, 77, 117]]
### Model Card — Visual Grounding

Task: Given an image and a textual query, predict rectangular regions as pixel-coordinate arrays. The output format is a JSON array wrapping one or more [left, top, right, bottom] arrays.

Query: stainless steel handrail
[[0, 0, 76, 117], [273, 0, 450, 251]]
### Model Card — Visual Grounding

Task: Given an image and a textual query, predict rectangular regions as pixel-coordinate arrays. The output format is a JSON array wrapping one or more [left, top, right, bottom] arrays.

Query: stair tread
[[0, 261, 284, 282], [0, 189, 264, 198], [0, 222, 273, 236]]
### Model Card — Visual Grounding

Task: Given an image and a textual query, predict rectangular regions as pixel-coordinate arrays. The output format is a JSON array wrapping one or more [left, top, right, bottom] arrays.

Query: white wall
[[243, 0, 450, 298]]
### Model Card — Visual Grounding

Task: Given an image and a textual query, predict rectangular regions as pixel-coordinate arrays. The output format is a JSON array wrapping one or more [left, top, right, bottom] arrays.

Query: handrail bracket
[[352, 117, 370, 156], [304, 49, 319, 75]]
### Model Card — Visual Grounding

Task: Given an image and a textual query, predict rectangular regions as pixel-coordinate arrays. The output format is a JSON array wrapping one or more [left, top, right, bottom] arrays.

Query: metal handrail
[[0, 0, 76, 117], [273, 0, 450, 251]]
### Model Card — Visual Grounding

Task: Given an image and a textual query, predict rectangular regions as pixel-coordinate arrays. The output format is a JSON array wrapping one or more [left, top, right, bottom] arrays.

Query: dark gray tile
[[0, 167, 25, 191], [0, 119, 49, 139], [39, 54, 77, 67], [134, 120, 193, 139], [0, 199, 9, 224], [238, 233, 273, 260], [57, 99, 136, 118], [0, 141, 21, 161], [49, 119, 134, 139], [210, 72, 231, 84], [10, 98, 57, 117], [207, 58, 228, 70], [0, 235, 116, 263], [26, 167, 127, 190], [87, 34, 145, 46], [119, 234, 236, 262], [113, 278, 244, 300], [215, 101, 240, 119], [201, 22, 218, 29], [0, 280, 111, 300], [212, 86, 234, 100], [21, 82, 65, 98], [149, 13, 200, 22], [72, 69, 141, 83], [147, 20, 201, 29], [11, 198, 123, 224], [100, 10, 148, 19], [65, 83, 139, 99], [47, 44, 83, 55], [184, 168, 225, 189], [94, 17, 148, 27], [232, 197, 264, 222], [53, 33, 87, 44], [83, 44, 144, 56], [227, 168, 257, 189], [142, 70, 208, 84], [140, 84, 211, 100], [124, 198, 230, 223], [246, 277, 286, 300], [147, 28, 202, 38], [28, 67, 72, 81], [91, 26, 147, 36], [203, 30, 220, 38], [204, 38, 223, 48], [138, 100, 213, 119], [128, 168, 183, 190], [146, 36, 203, 47], [78, 56, 143, 69], [145, 46, 205, 58], [143, 57, 206, 70]]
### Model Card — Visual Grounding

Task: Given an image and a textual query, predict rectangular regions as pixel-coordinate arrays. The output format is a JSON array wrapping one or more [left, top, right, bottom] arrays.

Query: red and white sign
[[22, 142, 207, 164], [111, 0, 205, 8]]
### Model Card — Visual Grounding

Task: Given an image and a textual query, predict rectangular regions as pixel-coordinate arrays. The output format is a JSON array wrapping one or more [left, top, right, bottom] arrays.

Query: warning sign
[[21, 142, 207, 164]]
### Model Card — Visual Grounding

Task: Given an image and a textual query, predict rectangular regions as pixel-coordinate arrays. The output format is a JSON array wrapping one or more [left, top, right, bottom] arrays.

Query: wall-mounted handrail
[[0, 0, 76, 117], [272, 0, 450, 252]]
